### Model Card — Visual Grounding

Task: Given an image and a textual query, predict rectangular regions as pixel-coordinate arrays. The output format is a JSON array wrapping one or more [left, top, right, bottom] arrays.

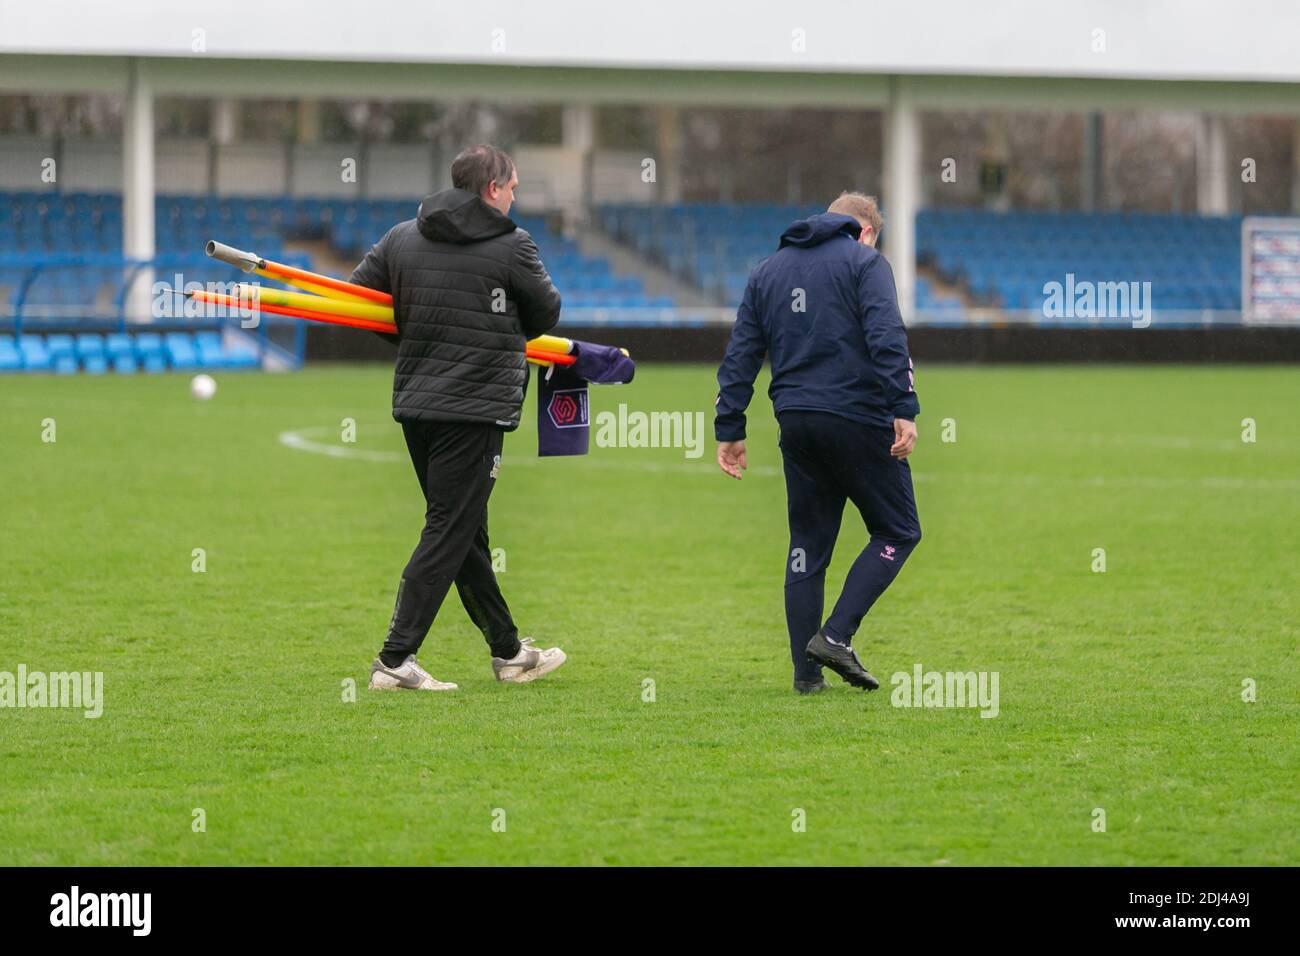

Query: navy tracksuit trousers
[[779, 410, 922, 682]]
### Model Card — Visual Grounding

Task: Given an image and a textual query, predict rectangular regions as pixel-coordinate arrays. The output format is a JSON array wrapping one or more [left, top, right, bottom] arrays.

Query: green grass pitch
[[1, 362, 1296, 866]]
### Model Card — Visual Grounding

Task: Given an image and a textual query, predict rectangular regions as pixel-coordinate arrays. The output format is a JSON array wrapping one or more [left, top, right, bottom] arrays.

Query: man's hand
[[717, 440, 747, 480], [890, 418, 917, 460]]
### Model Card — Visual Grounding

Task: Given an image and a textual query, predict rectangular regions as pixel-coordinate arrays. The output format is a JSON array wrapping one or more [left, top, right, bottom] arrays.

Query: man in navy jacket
[[714, 192, 921, 694]]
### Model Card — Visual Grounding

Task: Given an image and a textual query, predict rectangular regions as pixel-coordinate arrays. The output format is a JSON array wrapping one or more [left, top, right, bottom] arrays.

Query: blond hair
[[827, 191, 883, 237]]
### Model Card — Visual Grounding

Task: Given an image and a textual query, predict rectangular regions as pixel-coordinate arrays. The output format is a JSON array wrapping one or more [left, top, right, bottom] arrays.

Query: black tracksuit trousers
[[379, 420, 521, 666]]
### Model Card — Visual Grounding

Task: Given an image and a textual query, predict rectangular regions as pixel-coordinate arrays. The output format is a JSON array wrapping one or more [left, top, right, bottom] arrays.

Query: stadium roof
[[3, 0, 1300, 87]]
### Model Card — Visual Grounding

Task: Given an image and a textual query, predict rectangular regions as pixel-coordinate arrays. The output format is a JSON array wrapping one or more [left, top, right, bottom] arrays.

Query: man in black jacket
[[714, 192, 921, 695], [353, 145, 567, 691]]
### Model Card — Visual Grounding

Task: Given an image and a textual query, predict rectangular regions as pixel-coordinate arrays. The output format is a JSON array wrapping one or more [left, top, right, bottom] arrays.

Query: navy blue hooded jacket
[[714, 212, 919, 441]]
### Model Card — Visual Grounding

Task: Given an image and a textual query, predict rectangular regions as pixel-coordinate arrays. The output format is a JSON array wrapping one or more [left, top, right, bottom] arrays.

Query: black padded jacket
[[350, 187, 562, 429]]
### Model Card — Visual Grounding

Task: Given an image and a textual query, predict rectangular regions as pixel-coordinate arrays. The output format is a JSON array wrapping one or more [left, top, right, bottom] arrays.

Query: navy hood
[[779, 212, 861, 249]]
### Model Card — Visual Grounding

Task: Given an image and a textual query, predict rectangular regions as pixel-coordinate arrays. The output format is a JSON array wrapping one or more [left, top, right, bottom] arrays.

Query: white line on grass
[[277, 425, 1300, 491], [278, 426, 406, 463]]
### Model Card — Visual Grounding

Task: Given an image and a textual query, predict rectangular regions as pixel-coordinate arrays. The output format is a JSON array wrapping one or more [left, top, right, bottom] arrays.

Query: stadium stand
[[599, 202, 1244, 325], [917, 208, 1242, 322], [2, 189, 1255, 375], [330, 202, 671, 311], [1, 190, 673, 373], [598, 202, 966, 319]]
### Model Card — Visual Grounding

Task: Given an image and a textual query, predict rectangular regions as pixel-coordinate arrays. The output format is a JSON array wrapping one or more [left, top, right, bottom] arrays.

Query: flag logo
[[547, 389, 589, 429]]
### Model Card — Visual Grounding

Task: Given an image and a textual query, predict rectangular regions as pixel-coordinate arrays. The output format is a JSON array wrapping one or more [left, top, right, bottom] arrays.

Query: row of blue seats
[[601, 202, 817, 228], [4, 191, 674, 310], [328, 221, 583, 257], [5, 191, 573, 250], [992, 287, 1238, 311], [921, 228, 1239, 245], [918, 208, 1242, 225], [540, 254, 614, 276], [565, 293, 674, 309], [3, 192, 416, 221], [600, 203, 1252, 310], [601, 204, 816, 301], [0, 331, 259, 374], [0, 232, 288, 259], [14, 282, 111, 304], [935, 243, 1237, 261], [3, 253, 310, 310], [972, 273, 1242, 294], [946, 249, 1240, 265], [14, 274, 657, 312], [916, 209, 1243, 310], [957, 266, 1238, 287], [99, 198, 560, 235], [968, 244, 1237, 257], [549, 273, 645, 294]]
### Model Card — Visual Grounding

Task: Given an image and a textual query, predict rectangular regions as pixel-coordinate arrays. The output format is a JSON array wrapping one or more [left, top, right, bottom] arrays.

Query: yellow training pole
[[530, 334, 573, 354], [251, 267, 374, 304], [207, 239, 631, 358], [238, 284, 395, 325]]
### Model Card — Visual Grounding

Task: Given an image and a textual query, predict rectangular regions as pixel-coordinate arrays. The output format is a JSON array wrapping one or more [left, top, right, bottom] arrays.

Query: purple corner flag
[[571, 340, 636, 385], [537, 363, 590, 457], [536, 339, 635, 457]]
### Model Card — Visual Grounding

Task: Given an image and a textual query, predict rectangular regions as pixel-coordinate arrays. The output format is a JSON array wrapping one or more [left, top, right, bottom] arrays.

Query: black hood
[[417, 188, 517, 244], [779, 212, 861, 249]]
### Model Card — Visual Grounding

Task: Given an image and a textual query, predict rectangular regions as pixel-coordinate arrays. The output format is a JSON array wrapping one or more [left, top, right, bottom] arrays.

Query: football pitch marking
[[278, 425, 1300, 490], [278, 425, 406, 463], [278, 424, 782, 472]]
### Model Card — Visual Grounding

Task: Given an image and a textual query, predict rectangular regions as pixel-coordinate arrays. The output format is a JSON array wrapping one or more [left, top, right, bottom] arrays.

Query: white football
[[190, 374, 217, 401]]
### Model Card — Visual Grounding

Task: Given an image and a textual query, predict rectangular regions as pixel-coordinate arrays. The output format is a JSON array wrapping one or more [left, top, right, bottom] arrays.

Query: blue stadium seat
[[224, 339, 261, 369], [105, 332, 134, 361], [17, 335, 52, 372], [0, 335, 21, 371], [133, 332, 167, 373], [194, 331, 230, 368], [45, 334, 75, 364], [72, 333, 107, 374], [164, 332, 199, 370], [75, 333, 105, 361]]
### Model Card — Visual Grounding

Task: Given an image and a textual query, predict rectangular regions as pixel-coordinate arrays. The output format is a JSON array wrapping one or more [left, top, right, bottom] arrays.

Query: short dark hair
[[451, 144, 515, 197]]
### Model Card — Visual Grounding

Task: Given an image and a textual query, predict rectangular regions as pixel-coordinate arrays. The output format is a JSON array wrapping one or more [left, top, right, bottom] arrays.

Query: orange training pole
[[259, 260, 394, 307], [206, 241, 392, 306], [526, 348, 576, 366], [188, 289, 398, 334]]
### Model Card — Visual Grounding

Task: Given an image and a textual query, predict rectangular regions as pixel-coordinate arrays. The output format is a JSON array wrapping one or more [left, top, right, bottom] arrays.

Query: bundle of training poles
[[192, 240, 579, 367]]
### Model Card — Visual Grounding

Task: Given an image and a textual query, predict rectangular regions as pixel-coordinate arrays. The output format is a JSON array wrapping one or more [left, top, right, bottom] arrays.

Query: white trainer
[[369, 654, 458, 691], [491, 637, 566, 684]]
